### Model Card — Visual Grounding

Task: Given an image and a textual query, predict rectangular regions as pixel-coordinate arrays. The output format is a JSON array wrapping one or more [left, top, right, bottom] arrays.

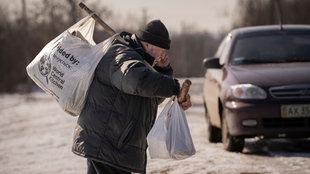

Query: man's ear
[[142, 42, 148, 47], [142, 42, 150, 51]]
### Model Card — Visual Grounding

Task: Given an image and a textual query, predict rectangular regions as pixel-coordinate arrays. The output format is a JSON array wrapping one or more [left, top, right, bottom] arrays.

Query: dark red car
[[203, 25, 310, 152]]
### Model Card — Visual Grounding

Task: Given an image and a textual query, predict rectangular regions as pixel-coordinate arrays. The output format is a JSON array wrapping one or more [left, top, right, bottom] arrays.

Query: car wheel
[[222, 111, 245, 152], [205, 109, 222, 143]]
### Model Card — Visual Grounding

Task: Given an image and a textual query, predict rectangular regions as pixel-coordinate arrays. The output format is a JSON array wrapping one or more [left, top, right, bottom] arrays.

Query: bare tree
[[233, 0, 310, 28], [0, 1, 222, 93], [21, 0, 33, 94]]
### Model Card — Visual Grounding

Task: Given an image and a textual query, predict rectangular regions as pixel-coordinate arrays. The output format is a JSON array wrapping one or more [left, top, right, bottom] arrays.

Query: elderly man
[[72, 19, 191, 174]]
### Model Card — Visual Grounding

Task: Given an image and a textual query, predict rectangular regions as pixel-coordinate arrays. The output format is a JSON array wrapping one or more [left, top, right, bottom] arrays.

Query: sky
[[91, 0, 239, 33], [1, 0, 239, 34]]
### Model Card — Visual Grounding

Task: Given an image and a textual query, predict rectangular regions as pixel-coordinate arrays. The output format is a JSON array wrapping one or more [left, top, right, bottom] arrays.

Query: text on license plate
[[281, 104, 310, 118]]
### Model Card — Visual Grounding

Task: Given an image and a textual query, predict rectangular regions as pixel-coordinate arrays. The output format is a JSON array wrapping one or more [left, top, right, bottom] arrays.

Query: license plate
[[281, 104, 310, 118]]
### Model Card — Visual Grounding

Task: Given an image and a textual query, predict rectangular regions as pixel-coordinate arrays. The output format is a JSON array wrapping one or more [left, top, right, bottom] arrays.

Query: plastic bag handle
[[79, 2, 127, 44], [178, 79, 191, 103]]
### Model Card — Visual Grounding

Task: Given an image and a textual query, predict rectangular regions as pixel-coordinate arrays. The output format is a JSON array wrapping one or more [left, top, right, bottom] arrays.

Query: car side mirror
[[203, 57, 222, 69]]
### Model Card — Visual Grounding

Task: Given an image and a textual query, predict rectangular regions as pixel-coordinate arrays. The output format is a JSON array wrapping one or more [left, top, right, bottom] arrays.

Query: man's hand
[[153, 54, 170, 68], [179, 94, 192, 110]]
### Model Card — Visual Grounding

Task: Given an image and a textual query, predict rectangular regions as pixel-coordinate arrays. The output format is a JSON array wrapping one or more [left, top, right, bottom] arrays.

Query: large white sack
[[26, 15, 114, 116]]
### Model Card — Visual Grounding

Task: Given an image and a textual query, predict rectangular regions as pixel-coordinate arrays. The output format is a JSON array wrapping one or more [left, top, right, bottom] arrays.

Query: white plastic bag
[[147, 97, 195, 160], [26, 15, 114, 116], [147, 98, 173, 159], [166, 97, 196, 160]]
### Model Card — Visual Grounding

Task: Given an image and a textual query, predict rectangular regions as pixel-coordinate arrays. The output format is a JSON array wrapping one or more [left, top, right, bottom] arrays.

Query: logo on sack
[[38, 54, 51, 83], [56, 45, 80, 66]]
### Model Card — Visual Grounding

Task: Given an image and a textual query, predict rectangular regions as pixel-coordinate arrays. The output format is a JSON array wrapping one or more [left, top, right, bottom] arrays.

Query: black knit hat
[[136, 20, 171, 50]]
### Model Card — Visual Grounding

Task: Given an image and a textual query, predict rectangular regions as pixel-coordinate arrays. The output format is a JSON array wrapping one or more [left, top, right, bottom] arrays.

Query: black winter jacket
[[72, 33, 180, 173]]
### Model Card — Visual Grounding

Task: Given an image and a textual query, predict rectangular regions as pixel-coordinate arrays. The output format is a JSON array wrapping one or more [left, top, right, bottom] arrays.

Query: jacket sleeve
[[110, 52, 180, 98], [154, 64, 173, 77]]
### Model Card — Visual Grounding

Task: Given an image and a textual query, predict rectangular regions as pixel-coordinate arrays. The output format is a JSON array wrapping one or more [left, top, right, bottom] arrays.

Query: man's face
[[146, 44, 167, 60], [142, 42, 170, 67]]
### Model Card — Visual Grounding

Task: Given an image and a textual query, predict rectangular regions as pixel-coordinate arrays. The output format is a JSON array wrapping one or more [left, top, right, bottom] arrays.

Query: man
[[72, 19, 192, 174]]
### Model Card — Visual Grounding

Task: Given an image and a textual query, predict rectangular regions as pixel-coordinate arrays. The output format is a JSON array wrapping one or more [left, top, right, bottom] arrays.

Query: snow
[[1, 78, 310, 174]]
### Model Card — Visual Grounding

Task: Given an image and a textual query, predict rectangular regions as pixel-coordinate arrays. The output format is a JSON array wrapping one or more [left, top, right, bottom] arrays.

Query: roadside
[[0, 78, 309, 174]]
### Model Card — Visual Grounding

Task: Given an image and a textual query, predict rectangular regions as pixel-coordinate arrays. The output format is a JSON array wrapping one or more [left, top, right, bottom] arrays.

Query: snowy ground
[[1, 78, 310, 174]]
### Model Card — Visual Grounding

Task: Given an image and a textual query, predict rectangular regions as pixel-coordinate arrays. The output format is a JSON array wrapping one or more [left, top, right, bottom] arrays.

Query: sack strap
[[79, 2, 128, 45]]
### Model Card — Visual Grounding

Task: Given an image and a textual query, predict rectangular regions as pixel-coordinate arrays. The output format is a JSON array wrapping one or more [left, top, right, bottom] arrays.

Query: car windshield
[[231, 34, 310, 65]]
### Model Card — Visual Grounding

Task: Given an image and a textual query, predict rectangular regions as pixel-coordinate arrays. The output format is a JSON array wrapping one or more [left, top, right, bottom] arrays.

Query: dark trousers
[[87, 159, 131, 174]]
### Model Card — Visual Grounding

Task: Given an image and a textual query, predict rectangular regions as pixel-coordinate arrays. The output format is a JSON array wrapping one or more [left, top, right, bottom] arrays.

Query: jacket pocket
[[117, 121, 134, 148]]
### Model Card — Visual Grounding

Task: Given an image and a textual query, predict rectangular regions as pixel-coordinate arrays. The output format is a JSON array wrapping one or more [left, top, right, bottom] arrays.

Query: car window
[[230, 34, 310, 65], [218, 34, 232, 65], [215, 36, 228, 57]]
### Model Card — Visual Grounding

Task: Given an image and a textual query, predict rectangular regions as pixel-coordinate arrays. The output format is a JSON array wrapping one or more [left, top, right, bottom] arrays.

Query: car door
[[204, 68, 222, 127], [203, 36, 230, 128]]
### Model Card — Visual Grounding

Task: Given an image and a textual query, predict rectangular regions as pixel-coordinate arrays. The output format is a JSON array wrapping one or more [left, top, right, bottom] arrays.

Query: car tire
[[205, 110, 222, 143], [222, 110, 245, 152]]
